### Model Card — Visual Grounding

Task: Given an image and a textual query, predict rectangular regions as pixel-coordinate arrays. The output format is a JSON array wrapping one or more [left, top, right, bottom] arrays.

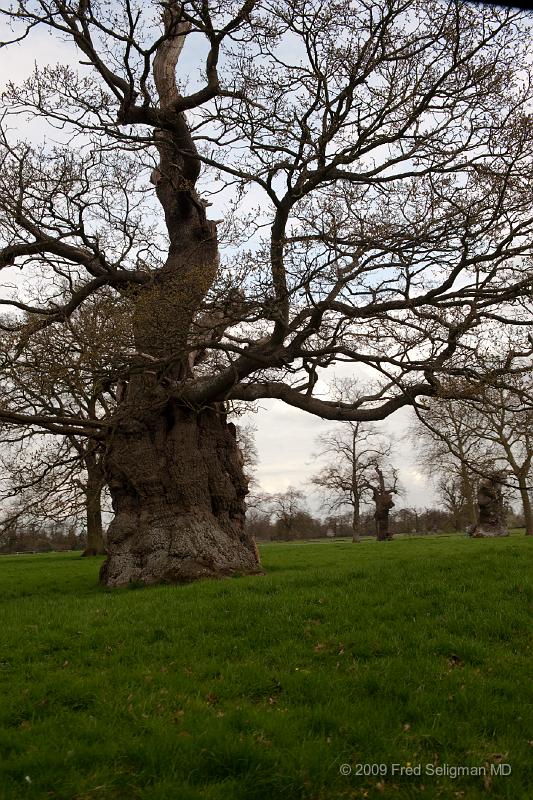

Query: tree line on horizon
[[1, 371, 531, 551]]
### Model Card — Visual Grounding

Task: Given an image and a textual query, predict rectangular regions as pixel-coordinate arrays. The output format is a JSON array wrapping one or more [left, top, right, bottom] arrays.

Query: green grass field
[[0, 535, 532, 800]]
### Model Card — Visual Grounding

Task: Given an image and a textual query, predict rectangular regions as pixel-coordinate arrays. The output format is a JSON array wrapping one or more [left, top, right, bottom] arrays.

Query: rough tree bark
[[99, 10, 260, 586], [101, 398, 259, 586], [470, 473, 508, 538]]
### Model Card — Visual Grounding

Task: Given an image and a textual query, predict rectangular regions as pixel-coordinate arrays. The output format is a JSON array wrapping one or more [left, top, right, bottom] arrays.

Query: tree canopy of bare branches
[[0, 1, 532, 584]]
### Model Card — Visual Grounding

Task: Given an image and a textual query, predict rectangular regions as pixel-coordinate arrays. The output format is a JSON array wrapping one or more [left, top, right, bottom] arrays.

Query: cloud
[[244, 399, 437, 514]]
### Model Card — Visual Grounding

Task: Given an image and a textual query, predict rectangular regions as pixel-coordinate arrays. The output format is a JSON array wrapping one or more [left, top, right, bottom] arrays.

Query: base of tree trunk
[[100, 401, 262, 588], [99, 507, 261, 586], [469, 525, 508, 538], [82, 546, 107, 557]]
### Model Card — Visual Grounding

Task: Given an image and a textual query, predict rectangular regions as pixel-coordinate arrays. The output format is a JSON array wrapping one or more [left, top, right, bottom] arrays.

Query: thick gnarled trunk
[[375, 511, 393, 541], [100, 400, 261, 587], [373, 468, 395, 541], [470, 473, 508, 538]]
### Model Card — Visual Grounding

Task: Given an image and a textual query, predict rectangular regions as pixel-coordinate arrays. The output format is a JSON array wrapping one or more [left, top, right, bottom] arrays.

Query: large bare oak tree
[[0, 0, 532, 585]]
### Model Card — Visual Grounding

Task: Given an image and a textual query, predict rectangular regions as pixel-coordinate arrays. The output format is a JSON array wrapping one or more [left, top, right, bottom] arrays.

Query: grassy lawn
[[0, 536, 532, 800]]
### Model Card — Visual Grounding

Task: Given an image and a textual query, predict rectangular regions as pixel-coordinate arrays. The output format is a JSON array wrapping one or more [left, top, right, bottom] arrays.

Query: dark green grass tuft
[[0, 536, 532, 799]]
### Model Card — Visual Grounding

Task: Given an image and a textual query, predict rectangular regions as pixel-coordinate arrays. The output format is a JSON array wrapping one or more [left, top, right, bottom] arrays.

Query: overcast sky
[[243, 393, 434, 515]]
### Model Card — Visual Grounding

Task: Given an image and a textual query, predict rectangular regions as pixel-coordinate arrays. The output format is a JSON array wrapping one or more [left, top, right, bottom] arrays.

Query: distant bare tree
[[436, 476, 469, 532], [413, 377, 533, 535], [0, 295, 125, 554], [268, 487, 306, 538], [474, 382, 533, 535], [411, 400, 493, 529], [311, 420, 394, 542], [370, 465, 400, 541], [0, 435, 108, 555]]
